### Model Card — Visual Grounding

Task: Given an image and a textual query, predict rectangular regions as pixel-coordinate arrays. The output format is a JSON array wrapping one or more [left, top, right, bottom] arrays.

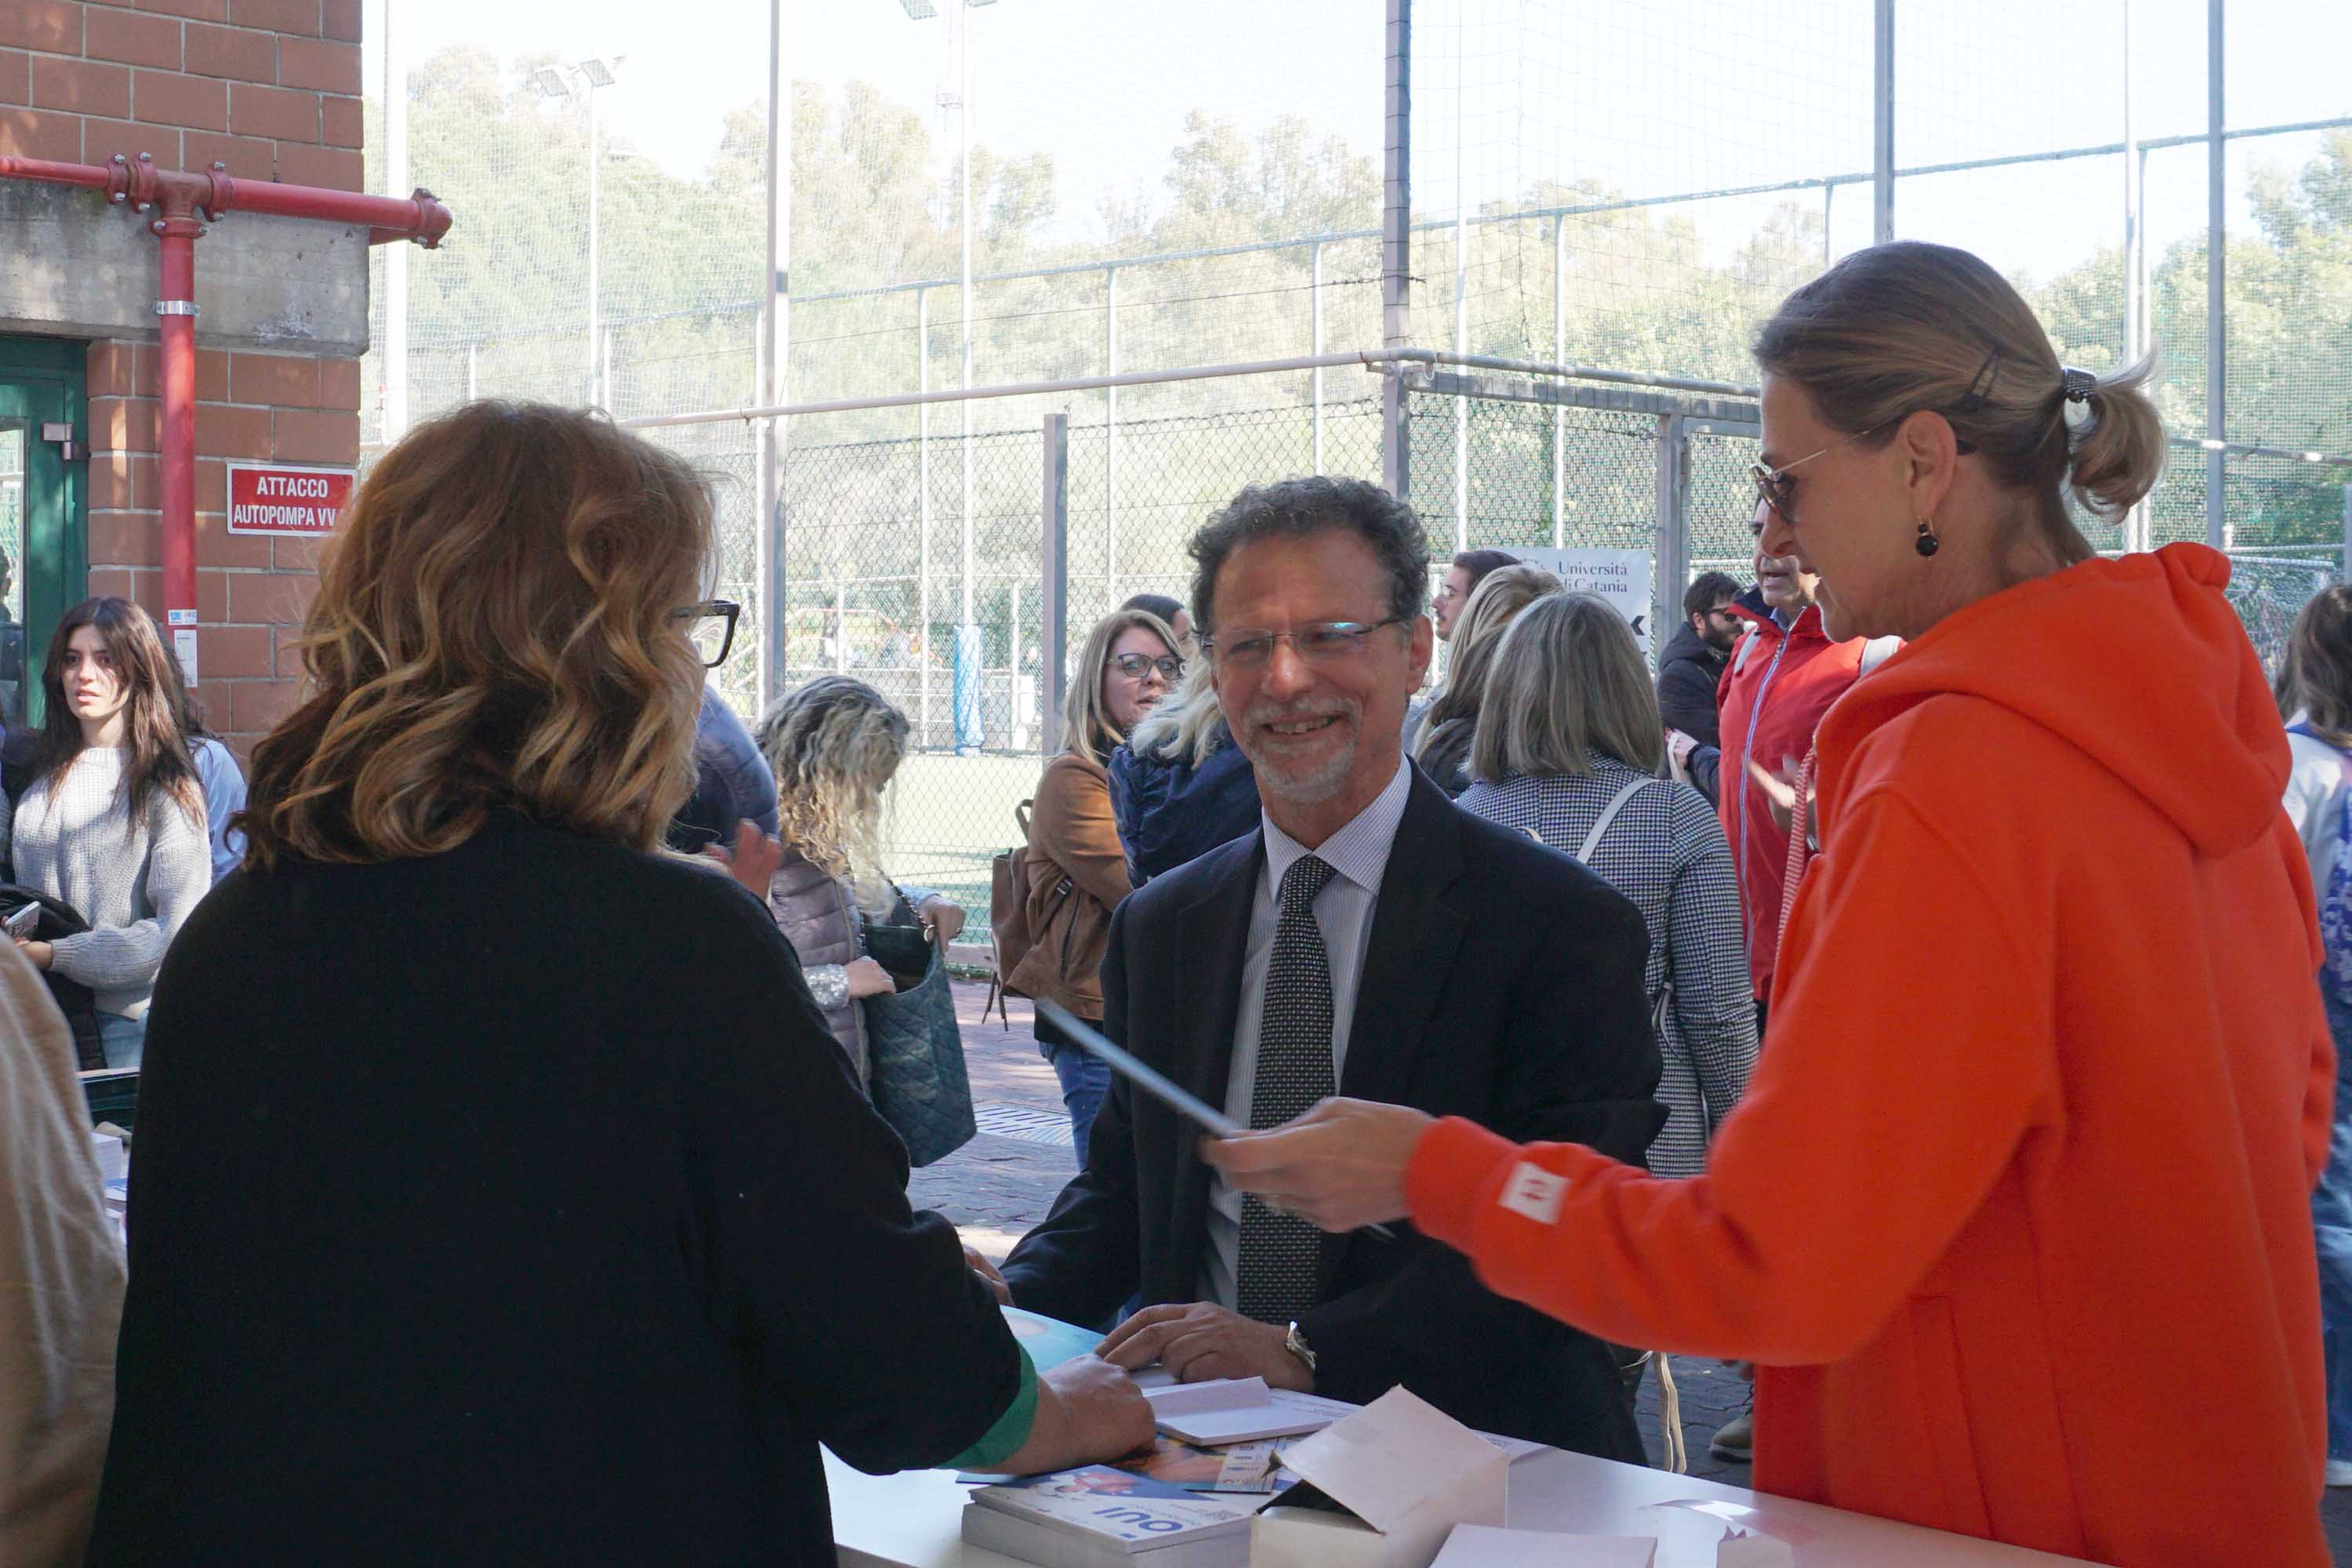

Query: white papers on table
[[1142, 1378, 1352, 1445], [1432, 1523, 1658, 1567]]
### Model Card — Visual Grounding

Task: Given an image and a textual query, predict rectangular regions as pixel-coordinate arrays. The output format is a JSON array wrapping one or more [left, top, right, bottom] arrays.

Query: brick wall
[[83, 339, 352, 744], [0, 0, 362, 754]]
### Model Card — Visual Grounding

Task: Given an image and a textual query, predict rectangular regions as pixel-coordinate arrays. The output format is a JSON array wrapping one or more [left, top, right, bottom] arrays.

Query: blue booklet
[[1002, 1303, 1107, 1372]]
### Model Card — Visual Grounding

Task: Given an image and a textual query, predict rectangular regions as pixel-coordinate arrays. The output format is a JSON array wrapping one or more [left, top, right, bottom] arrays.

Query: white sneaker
[[2325, 1457, 2352, 1487]]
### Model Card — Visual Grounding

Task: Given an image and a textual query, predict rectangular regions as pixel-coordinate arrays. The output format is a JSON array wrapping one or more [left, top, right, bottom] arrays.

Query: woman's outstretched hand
[[1199, 1098, 1436, 1234]]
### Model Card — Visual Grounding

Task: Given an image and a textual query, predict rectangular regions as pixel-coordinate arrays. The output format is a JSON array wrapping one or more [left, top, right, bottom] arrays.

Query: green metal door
[[0, 337, 89, 728]]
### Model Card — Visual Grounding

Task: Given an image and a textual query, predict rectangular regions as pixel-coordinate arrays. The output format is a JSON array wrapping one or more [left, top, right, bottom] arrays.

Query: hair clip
[[1957, 346, 2002, 413], [2061, 367, 2098, 404]]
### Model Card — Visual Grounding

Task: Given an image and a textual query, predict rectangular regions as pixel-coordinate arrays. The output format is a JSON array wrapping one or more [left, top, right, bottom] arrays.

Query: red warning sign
[[226, 462, 355, 536]]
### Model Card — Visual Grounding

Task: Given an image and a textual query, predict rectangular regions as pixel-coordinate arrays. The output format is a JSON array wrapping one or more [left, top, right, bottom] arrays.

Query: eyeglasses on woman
[[672, 600, 741, 668]]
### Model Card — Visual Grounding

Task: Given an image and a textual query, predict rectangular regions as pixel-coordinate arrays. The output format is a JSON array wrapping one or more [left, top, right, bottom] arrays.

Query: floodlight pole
[[2206, 0, 2227, 552], [957, 0, 975, 630], [589, 83, 601, 404], [761, 0, 789, 706], [1872, 0, 1894, 243], [1381, 0, 1411, 503], [2122, 0, 2147, 552], [383, 0, 408, 439]]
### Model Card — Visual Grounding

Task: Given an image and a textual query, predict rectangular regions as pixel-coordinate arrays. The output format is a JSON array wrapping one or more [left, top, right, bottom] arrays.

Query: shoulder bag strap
[[1576, 777, 1671, 1038], [1577, 777, 1654, 862]]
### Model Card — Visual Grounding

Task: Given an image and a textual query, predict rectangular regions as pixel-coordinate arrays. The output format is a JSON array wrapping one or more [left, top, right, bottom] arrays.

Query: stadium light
[[529, 57, 627, 408]]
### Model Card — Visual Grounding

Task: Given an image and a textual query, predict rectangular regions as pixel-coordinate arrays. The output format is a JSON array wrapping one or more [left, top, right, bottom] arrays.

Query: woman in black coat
[[87, 401, 1149, 1567]]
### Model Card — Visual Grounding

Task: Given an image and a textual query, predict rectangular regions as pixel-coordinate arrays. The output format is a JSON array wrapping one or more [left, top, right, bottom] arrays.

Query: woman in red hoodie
[[1207, 241, 2333, 1567]]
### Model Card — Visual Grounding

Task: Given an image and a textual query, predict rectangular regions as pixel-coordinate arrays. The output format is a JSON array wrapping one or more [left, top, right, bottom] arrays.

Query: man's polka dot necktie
[[1236, 852, 1338, 1326]]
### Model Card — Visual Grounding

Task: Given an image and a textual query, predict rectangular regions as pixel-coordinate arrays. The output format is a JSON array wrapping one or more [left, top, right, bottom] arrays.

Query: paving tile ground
[[927, 982, 2352, 1561]]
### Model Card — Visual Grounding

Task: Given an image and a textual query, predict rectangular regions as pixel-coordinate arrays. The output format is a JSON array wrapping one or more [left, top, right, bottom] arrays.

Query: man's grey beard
[[1250, 731, 1358, 804], [1239, 700, 1362, 804]]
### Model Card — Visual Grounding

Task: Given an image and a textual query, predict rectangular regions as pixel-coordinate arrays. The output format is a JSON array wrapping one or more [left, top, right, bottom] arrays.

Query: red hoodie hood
[[1819, 543, 2288, 859]]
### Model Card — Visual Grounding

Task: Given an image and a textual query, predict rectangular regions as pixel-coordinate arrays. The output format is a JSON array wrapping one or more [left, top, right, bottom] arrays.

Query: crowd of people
[[0, 238, 2342, 1568]]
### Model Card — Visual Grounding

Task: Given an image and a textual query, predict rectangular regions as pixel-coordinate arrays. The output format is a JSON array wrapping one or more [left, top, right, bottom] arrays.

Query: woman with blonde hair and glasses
[[1008, 606, 1178, 1160], [1412, 561, 1560, 796], [88, 403, 1149, 1566], [1460, 590, 1754, 1181], [1208, 241, 2332, 1565], [1107, 655, 1260, 887]]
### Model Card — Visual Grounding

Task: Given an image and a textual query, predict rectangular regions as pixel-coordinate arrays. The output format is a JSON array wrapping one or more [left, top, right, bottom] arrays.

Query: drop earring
[[1915, 517, 1940, 558]]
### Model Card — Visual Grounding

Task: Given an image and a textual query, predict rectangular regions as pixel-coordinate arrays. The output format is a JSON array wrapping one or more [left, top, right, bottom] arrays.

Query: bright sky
[[366, 0, 2351, 286]]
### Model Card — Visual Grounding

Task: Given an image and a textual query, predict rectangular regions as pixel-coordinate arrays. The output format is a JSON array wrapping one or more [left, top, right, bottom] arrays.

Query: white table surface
[[826, 1447, 2098, 1568]]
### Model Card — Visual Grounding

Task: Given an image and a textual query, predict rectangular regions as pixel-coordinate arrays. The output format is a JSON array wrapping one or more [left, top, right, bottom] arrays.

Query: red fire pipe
[[156, 216, 198, 677], [0, 151, 451, 688]]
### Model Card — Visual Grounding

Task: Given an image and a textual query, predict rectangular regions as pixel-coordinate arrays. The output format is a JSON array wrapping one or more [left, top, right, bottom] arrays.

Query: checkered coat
[[1458, 758, 1756, 1178]]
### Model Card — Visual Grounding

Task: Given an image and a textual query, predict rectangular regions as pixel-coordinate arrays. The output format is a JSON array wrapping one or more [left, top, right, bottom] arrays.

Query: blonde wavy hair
[[758, 676, 909, 902], [240, 401, 713, 869], [1061, 608, 1179, 767]]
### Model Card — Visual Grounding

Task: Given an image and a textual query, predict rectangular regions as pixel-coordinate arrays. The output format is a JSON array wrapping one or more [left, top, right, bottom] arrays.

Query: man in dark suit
[[998, 477, 1664, 1458]]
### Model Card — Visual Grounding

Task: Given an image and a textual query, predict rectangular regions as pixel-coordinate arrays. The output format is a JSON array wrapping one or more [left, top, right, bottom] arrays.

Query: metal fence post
[[1381, 0, 1412, 502], [1872, 0, 1895, 244], [1105, 267, 1118, 601], [1551, 218, 1566, 546], [2206, 0, 2228, 552], [1311, 240, 1325, 474], [2341, 481, 2350, 586], [1450, 32, 1468, 552], [1040, 412, 1070, 758], [1653, 414, 1687, 663], [917, 285, 932, 743]]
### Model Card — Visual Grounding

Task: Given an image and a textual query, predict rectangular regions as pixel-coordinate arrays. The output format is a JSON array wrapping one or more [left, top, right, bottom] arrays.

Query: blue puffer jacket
[[1105, 735, 1261, 887], [667, 686, 782, 853]]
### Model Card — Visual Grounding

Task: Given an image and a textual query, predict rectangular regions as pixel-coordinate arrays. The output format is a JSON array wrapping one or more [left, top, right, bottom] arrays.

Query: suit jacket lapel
[[1163, 832, 1263, 1296], [1320, 768, 1468, 1293], [1339, 767, 1468, 1105]]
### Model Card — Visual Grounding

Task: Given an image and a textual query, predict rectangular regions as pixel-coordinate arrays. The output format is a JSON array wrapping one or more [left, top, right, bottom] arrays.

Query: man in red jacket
[[1717, 502, 1890, 1036]]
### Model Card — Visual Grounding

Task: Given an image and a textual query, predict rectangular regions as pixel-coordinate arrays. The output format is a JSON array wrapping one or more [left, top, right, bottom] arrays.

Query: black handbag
[[0, 884, 103, 1071], [860, 917, 977, 1167]]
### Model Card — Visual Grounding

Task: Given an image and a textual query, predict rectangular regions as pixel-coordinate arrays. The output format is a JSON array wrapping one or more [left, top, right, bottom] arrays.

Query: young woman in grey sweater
[[8, 598, 212, 1070]]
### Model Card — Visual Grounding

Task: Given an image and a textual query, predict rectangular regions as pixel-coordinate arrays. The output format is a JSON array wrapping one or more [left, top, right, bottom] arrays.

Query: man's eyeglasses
[[1199, 618, 1406, 670], [1110, 652, 1184, 681], [672, 600, 741, 668]]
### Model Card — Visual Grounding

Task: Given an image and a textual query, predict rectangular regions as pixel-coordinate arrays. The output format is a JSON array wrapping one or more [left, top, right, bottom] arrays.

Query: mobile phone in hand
[[3, 904, 38, 939]]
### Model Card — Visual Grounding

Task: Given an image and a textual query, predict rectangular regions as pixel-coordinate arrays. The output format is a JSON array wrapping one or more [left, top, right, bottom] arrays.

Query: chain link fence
[[749, 371, 2352, 903]]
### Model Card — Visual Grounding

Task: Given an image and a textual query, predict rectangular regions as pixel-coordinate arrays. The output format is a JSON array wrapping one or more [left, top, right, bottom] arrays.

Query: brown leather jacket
[[1005, 752, 1132, 1018]]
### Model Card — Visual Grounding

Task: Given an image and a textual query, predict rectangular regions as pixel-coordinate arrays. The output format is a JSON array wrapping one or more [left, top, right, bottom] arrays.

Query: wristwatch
[[1283, 1320, 1317, 1377]]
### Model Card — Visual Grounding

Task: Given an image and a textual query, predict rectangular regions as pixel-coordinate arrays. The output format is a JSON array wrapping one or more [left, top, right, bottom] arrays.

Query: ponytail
[[2065, 351, 2168, 520]]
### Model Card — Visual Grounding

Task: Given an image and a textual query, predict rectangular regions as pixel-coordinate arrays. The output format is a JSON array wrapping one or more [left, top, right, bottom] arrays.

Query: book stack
[[962, 1468, 1261, 1568]]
